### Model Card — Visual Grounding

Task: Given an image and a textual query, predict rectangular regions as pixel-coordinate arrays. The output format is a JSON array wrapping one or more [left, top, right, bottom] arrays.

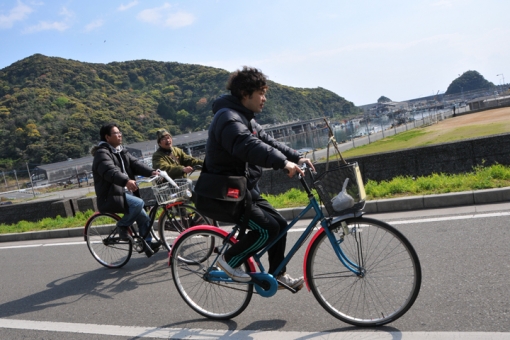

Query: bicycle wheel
[[85, 213, 132, 268], [171, 228, 253, 319], [145, 204, 163, 242], [306, 217, 421, 327], [158, 203, 212, 251]]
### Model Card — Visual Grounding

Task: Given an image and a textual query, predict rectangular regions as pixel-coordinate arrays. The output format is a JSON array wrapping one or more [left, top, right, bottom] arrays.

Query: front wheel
[[85, 212, 132, 268], [158, 203, 213, 251], [170, 228, 253, 319], [306, 217, 421, 327]]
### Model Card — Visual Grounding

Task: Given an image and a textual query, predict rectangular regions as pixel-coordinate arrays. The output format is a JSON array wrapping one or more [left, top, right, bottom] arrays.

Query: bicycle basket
[[313, 162, 366, 216], [151, 179, 192, 205]]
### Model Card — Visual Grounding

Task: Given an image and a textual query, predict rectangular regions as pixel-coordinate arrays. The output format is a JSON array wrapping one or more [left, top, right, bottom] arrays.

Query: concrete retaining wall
[[0, 197, 98, 225], [1, 133, 509, 225], [258, 133, 510, 195]]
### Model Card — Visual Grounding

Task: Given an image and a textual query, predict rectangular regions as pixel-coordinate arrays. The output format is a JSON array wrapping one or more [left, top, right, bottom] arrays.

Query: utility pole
[[13, 170, 20, 191], [26, 162, 36, 197]]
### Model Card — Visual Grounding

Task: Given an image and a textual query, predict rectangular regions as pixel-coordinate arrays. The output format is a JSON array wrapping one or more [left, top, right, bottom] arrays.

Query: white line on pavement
[[1, 318, 509, 340]]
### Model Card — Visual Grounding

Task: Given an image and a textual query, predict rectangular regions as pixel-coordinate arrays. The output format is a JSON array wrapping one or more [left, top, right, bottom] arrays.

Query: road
[[0, 203, 509, 339]]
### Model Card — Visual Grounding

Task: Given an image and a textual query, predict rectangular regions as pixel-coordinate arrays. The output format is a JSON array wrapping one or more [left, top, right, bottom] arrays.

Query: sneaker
[[190, 214, 204, 227], [277, 273, 304, 291], [143, 240, 154, 258], [149, 240, 162, 254], [217, 255, 251, 282], [164, 220, 180, 232], [117, 226, 130, 241]]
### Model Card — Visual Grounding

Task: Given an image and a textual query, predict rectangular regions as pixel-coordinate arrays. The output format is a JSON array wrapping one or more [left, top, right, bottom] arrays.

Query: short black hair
[[99, 123, 118, 142], [227, 66, 268, 100]]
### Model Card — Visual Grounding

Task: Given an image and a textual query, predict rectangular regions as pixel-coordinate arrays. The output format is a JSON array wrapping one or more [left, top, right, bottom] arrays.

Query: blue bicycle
[[169, 163, 421, 327]]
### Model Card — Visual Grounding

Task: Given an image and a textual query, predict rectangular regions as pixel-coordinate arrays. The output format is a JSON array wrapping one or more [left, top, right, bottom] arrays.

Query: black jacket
[[91, 142, 154, 213], [207, 95, 301, 189]]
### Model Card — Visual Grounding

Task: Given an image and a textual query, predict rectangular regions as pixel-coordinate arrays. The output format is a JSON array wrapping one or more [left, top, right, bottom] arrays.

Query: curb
[[275, 187, 510, 220], [2, 187, 509, 243]]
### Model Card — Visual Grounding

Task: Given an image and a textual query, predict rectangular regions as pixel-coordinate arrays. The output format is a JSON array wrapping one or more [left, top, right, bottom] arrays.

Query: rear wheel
[[170, 228, 253, 319], [85, 213, 132, 268], [158, 203, 212, 251], [306, 217, 421, 326]]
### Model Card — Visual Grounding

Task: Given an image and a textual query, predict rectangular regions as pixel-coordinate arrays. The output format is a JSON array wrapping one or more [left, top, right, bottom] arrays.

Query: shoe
[[149, 240, 161, 254], [190, 215, 204, 227], [143, 240, 154, 258], [217, 255, 251, 282], [117, 226, 130, 241], [164, 220, 180, 232], [277, 273, 304, 291]]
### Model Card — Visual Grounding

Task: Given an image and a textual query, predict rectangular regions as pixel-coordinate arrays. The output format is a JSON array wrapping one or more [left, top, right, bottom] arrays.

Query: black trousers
[[224, 189, 288, 276]]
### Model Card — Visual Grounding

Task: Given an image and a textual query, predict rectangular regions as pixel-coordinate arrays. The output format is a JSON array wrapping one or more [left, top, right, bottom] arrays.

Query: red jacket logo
[[227, 188, 240, 199]]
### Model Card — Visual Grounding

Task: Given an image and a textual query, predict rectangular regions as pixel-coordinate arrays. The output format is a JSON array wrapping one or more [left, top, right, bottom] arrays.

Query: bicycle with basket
[[168, 119, 422, 327], [84, 170, 213, 268]]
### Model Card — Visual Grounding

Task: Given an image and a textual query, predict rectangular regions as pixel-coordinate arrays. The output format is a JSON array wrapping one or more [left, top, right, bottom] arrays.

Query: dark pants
[[224, 189, 287, 276]]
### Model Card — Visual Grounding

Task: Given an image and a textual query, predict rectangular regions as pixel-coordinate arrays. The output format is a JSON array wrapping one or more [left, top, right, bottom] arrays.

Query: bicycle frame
[[180, 166, 365, 295]]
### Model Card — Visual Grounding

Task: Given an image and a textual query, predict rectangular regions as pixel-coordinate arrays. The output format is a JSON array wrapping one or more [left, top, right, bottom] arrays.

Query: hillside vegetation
[[0, 54, 358, 168]]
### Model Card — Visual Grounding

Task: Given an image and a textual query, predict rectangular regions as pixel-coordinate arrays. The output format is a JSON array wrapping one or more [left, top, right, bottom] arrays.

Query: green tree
[[445, 70, 495, 95], [378, 96, 391, 103]]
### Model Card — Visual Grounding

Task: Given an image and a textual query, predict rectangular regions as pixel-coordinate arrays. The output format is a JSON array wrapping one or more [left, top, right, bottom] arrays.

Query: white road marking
[[0, 318, 509, 339]]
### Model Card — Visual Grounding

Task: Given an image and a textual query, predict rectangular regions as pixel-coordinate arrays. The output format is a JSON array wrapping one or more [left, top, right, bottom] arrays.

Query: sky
[[0, 0, 509, 106]]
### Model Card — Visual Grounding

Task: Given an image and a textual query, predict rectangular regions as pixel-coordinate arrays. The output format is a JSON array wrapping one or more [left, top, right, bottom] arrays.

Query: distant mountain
[[0, 54, 358, 168]]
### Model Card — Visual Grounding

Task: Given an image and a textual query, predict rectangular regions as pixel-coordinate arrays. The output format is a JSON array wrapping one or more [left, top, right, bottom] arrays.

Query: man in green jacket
[[152, 129, 203, 179]]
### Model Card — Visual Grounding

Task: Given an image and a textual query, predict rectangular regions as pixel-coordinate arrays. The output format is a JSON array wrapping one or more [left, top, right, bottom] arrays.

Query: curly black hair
[[227, 66, 269, 100]]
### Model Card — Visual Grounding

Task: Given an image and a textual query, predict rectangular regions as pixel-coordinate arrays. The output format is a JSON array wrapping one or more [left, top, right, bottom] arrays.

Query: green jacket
[[152, 147, 203, 179]]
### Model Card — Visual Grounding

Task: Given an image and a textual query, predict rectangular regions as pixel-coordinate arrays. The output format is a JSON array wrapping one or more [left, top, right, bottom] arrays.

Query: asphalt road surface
[[0, 203, 509, 339]]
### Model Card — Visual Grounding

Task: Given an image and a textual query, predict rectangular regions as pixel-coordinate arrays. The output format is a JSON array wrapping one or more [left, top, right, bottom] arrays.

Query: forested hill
[[0, 54, 358, 167]]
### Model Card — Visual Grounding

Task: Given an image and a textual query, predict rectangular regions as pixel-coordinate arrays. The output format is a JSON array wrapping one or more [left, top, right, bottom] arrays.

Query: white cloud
[[84, 19, 104, 32], [137, 3, 195, 28], [23, 20, 69, 33], [23, 6, 74, 33], [0, 1, 33, 29], [164, 11, 194, 28], [118, 1, 139, 12]]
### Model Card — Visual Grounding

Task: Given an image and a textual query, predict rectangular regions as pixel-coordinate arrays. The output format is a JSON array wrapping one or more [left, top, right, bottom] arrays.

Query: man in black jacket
[[91, 123, 161, 257], [206, 67, 315, 289]]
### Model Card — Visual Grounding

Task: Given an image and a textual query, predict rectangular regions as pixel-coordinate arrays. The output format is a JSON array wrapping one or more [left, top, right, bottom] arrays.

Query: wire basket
[[313, 162, 366, 216], [151, 179, 192, 205]]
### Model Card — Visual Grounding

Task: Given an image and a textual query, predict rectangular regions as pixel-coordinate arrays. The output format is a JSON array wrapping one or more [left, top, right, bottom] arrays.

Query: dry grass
[[342, 107, 510, 158]]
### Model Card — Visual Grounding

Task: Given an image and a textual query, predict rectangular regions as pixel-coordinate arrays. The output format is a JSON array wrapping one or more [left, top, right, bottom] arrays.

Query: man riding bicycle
[[91, 123, 161, 257], [205, 66, 315, 289]]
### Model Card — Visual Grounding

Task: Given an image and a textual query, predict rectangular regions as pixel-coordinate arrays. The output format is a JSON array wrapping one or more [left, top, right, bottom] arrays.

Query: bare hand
[[298, 158, 315, 172], [126, 179, 138, 192], [284, 161, 305, 178], [183, 166, 193, 174]]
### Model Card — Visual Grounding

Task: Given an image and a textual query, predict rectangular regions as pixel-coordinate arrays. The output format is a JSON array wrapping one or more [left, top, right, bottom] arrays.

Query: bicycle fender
[[167, 225, 257, 272], [303, 227, 326, 292]]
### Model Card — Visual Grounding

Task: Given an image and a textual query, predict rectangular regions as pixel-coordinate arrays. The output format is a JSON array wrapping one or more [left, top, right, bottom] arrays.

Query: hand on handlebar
[[283, 161, 305, 178], [298, 158, 315, 173]]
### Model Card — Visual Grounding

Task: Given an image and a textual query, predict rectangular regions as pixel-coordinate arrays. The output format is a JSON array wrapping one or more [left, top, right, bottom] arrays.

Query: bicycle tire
[[85, 212, 132, 268], [146, 204, 163, 243], [170, 228, 253, 319], [306, 217, 421, 327], [158, 203, 212, 251]]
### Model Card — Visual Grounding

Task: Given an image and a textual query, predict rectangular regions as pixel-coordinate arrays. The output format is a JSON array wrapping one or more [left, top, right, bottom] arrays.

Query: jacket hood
[[212, 95, 254, 120], [90, 142, 124, 156]]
